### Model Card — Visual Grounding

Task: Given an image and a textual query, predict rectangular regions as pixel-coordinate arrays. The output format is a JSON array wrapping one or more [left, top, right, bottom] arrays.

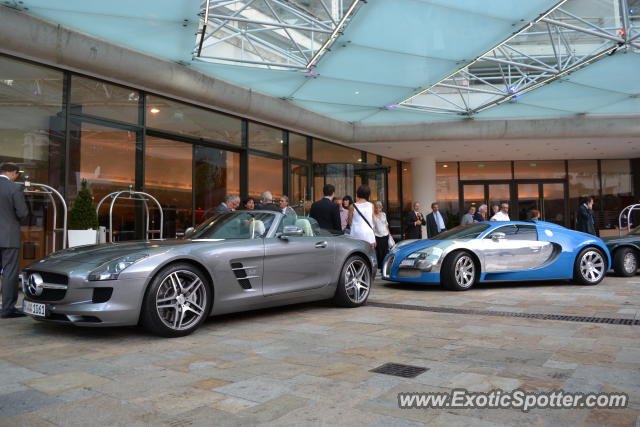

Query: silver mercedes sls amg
[[21, 211, 376, 337]]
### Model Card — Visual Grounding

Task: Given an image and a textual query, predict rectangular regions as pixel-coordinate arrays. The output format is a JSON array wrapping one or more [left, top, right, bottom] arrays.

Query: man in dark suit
[[0, 163, 28, 318], [309, 184, 341, 234], [576, 196, 596, 236], [426, 202, 447, 238], [404, 202, 424, 239]]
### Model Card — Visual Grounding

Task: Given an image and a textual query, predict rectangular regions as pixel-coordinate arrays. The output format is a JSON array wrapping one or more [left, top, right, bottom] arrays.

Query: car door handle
[[315, 241, 328, 248]]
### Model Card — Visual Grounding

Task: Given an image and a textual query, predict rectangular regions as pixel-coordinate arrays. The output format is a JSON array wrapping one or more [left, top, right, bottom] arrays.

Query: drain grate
[[370, 362, 429, 378], [367, 302, 640, 326]]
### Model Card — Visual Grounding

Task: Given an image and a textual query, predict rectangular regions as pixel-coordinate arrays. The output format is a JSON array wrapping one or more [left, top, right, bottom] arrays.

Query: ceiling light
[[442, 164, 448, 168], [357, 158, 362, 162], [150, 107, 160, 114], [279, 139, 284, 144]]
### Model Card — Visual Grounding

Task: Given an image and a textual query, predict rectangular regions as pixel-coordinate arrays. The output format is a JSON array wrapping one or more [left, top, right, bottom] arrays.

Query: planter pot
[[68, 229, 97, 247]]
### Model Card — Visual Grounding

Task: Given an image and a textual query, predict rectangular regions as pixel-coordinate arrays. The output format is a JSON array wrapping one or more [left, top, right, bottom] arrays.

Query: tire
[[613, 247, 638, 277], [333, 255, 372, 307], [573, 247, 607, 286], [141, 263, 212, 337], [441, 251, 477, 291]]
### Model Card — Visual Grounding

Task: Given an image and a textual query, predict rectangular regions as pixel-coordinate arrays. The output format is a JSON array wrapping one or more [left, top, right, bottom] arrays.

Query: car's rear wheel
[[333, 255, 371, 307], [141, 263, 212, 337], [613, 247, 638, 277], [573, 248, 606, 286], [441, 251, 477, 291]]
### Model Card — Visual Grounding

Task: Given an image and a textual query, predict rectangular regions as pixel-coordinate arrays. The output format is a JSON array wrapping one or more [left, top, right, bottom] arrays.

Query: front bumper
[[381, 254, 441, 283], [21, 267, 146, 327]]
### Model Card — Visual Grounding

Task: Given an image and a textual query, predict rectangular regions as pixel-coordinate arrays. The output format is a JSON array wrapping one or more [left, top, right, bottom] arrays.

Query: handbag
[[388, 234, 395, 248]]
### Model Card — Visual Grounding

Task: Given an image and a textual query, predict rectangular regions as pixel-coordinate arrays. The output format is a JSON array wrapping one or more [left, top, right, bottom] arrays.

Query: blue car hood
[[390, 239, 442, 259]]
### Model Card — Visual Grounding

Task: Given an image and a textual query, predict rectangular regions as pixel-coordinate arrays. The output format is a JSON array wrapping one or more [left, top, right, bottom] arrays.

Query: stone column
[[410, 156, 436, 239]]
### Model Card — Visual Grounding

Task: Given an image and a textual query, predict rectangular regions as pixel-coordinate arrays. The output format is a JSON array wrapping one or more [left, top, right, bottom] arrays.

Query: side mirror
[[491, 232, 506, 242], [183, 227, 195, 238], [279, 225, 303, 239]]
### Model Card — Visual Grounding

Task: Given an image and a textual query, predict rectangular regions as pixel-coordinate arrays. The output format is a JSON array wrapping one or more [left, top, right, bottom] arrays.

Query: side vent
[[230, 262, 255, 290]]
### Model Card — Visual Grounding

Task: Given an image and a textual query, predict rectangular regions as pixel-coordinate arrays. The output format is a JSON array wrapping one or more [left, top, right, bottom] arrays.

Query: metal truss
[[399, 0, 640, 116], [194, 0, 363, 70]]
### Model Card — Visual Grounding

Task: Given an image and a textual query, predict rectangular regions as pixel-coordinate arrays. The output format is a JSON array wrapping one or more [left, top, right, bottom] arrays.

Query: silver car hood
[[29, 239, 224, 268]]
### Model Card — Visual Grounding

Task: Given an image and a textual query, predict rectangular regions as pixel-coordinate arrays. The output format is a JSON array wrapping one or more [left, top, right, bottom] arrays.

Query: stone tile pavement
[[0, 275, 638, 426]]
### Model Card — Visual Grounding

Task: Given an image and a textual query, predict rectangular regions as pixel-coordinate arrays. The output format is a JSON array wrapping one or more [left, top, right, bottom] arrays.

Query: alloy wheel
[[155, 270, 207, 331], [454, 255, 475, 288], [623, 252, 637, 275], [580, 250, 605, 283], [344, 259, 370, 304]]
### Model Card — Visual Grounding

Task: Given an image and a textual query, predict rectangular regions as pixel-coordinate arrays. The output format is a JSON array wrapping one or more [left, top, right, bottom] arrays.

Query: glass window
[[402, 162, 412, 211], [486, 225, 518, 239], [568, 160, 599, 230], [290, 163, 310, 208], [70, 75, 139, 124], [145, 136, 193, 237], [0, 55, 65, 264], [189, 212, 276, 239], [433, 224, 490, 240], [601, 159, 633, 229], [248, 154, 283, 199], [514, 160, 565, 179], [313, 139, 361, 163], [195, 146, 240, 223], [436, 162, 459, 224], [516, 225, 538, 241], [68, 121, 137, 240], [460, 161, 512, 180], [289, 132, 308, 160], [249, 122, 283, 155], [146, 95, 241, 145], [382, 157, 400, 236]]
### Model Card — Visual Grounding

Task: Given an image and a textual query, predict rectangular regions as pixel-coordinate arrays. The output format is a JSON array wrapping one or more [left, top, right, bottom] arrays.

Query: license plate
[[22, 301, 47, 317], [400, 259, 415, 267]]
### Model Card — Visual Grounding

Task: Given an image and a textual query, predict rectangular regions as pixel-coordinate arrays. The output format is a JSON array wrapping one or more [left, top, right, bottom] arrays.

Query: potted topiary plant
[[67, 179, 99, 247]]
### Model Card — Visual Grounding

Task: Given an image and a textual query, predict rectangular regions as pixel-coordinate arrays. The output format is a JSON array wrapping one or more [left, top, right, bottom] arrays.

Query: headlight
[[88, 254, 148, 281], [400, 247, 444, 270]]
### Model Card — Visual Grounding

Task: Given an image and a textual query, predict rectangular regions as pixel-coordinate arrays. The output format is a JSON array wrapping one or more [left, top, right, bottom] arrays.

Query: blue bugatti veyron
[[382, 221, 611, 291]]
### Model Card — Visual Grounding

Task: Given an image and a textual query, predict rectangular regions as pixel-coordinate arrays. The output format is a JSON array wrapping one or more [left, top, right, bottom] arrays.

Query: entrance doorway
[[460, 180, 568, 226], [314, 163, 388, 202]]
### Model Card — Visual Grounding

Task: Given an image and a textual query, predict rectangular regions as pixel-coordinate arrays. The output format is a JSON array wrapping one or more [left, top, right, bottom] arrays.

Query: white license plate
[[400, 259, 415, 267], [22, 301, 47, 317]]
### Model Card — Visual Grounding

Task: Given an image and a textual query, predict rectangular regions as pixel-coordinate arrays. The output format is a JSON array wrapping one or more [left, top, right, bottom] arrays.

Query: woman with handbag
[[373, 201, 392, 270], [347, 185, 376, 251]]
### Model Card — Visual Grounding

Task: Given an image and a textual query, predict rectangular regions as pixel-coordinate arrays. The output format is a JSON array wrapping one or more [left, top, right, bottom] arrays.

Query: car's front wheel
[[441, 251, 477, 291], [333, 255, 371, 307], [141, 263, 212, 337], [613, 247, 638, 277], [573, 247, 606, 286]]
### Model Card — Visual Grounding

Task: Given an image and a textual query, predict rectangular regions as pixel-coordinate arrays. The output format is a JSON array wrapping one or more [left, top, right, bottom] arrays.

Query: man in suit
[[279, 195, 297, 217], [204, 194, 239, 219], [0, 163, 28, 318], [426, 202, 447, 238], [404, 202, 424, 239], [309, 184, 341, 234], [257, 191, 280, 212], [576, 196, 596, 236]]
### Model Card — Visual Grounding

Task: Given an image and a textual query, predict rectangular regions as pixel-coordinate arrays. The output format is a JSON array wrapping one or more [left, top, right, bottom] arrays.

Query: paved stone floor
[[1, 275, 639, 426]]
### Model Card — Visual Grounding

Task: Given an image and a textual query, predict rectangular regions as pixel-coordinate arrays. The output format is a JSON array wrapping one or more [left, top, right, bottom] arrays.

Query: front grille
[[383, 255, 395, 277], [23, 270, 68, 302], [398, 269, 421, 278]]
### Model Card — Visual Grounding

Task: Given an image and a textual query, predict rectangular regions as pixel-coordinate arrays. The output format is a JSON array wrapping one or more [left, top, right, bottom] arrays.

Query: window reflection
[[313, 139, 361, 163], [460, 161, 511, 180], [436, 162, 459, 222], [145, 136, 193, 238], [514, 160, 565, 179], [146, 95, 241, 145], [68, 122, 136, 240], [248, 154, 283, 199], [70, 76, 139, 124], [289, 132, 308, 160], [601, 159, 633, 229], [249, 122, 283, 155], [568, 160, 599, 229], [195, 146, 240, 223]]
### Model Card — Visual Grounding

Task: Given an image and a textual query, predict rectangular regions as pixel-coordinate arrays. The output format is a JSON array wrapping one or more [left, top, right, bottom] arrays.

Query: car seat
[[295, 218, 314, 237]]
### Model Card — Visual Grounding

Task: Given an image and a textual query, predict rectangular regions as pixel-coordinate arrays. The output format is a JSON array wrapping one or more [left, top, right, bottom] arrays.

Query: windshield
[[187, 212, 276, 239], [430, 224, 490, 240]]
